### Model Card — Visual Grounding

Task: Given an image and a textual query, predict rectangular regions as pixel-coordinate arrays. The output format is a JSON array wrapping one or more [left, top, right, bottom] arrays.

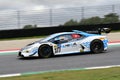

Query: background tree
[[102, 13, 119, 23], [79, 16, 102, 25], [23, 24, 37, 29], [63, 13, 120, 26], [64, 19, 79, 26]]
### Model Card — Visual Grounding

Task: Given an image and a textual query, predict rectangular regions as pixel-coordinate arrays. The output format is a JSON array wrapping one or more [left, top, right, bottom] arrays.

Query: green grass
[[0, 67, 120, 80], [112, 30, 120, 32]]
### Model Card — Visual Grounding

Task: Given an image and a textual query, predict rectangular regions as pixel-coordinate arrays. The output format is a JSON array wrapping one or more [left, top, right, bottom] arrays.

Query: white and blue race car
[[18, 28, 111, 58]]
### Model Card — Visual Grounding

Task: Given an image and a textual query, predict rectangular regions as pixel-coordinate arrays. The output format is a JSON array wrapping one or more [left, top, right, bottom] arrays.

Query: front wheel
[[90, 39, 104, 53], [38, 44, 53, 58]]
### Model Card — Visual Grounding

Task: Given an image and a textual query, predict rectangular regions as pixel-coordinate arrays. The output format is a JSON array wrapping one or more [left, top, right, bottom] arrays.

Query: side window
[[51, 34, 72, 44]]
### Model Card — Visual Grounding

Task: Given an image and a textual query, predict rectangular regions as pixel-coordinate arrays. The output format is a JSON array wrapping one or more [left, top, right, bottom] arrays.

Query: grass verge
[[111, 30, 120, 32], [0, 67, 120, 80]]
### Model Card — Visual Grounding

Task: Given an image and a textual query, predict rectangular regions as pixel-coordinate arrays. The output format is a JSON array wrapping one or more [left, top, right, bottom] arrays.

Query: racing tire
[[90, 39, 104, 53], [38, 44, 53, 58]]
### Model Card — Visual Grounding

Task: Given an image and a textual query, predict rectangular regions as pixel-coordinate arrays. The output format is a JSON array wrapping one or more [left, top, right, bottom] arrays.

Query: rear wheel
[[38, 44, 53, 58], [90, 39, 104, 53]]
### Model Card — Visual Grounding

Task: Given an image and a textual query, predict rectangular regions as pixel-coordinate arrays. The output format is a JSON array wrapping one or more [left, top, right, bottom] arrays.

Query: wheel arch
[[90, 39, 103, 45], [90, 39, 104, 53], [38, 44, 54, 58]]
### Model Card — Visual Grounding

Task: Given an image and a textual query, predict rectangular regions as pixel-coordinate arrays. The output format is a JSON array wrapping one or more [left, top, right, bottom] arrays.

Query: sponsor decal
[[99, 38, 108, 48], [82, 42, 90, 48], [73, 43, 77, 47], [54, 42, 77, 53], [65, 44, 71, 47], [99, 37, 105, 40], [61, 43, 77, 48], [103, 39, 108, 48], [54, 44, 61, 53]]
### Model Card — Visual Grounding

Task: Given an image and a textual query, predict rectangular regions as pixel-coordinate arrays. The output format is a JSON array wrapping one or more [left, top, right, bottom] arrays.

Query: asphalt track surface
[[0, 45, 120, 75]]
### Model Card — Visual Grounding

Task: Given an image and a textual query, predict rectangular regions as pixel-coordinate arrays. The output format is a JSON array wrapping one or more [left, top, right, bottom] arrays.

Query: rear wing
[[86, 28, 111, 34], [73, 28, 111, 35]]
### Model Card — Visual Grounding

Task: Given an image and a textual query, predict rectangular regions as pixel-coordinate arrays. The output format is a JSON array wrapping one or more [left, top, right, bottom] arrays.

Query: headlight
[[25, 50, 30, 53], [21, 43, 39, 53], [22, 50, 30, 53]]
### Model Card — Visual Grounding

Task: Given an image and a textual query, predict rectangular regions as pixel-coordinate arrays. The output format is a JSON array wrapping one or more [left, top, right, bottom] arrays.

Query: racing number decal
[[54, 44, 61, 53], [54, 42, 78, 53], [57, 44, 61, 53]]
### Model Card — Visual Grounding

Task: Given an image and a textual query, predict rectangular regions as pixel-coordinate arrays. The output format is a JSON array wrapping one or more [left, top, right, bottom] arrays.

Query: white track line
[[0, 73, 21, 78], [0, 65, 120, 78]]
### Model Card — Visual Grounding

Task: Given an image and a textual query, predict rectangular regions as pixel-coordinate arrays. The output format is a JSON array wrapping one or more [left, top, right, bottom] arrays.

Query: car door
[[60, 40, 80, 54], [53, 34, 81, 54], [52, 34, 74, 54]]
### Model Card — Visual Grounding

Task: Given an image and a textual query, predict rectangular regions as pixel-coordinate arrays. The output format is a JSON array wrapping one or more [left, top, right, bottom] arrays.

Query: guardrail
[[0, 23, 120, 39]]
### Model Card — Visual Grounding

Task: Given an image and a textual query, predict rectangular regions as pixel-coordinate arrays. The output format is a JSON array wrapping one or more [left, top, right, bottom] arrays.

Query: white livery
[[18, 30, 109, 58]]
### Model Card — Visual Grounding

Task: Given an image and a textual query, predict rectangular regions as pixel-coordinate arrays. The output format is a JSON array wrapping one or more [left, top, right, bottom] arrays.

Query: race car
[[18, 28, 111, 58]]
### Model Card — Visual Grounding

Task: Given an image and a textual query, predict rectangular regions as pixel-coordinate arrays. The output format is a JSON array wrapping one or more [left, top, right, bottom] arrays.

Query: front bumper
[[18, 51, 25, 58], [18, 51, 31, 58], [18, 51, 39, 58]]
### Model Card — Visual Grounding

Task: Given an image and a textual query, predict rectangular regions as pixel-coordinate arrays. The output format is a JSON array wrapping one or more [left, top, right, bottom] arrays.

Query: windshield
[[40, 33, 59, 42], [38, 32, 74, 42]]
